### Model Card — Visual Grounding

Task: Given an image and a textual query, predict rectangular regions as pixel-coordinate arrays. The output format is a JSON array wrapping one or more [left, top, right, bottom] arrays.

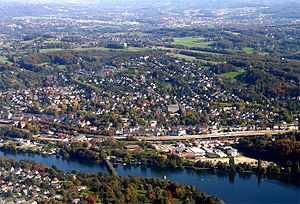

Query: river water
[[0, 151, 299, 204]]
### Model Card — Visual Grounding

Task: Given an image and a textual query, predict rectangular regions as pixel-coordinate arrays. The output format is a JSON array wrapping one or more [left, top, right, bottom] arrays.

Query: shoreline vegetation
[[0, 129, 299, 202], [0, 157, 225, 204], [1, 132, 299, 179]]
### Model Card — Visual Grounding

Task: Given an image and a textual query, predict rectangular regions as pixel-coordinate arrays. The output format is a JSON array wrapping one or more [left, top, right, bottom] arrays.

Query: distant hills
[[0, 4, 66, 17], [2, 0, 299, 7], [0, 0, 299, 17]]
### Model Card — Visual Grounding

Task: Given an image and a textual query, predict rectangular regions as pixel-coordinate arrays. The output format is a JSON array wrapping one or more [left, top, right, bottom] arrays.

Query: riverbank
[[0, 150, 299, 204], [0, 156, 225, 204], [197, 155, 272, 168], [0, 145, 294, 178]]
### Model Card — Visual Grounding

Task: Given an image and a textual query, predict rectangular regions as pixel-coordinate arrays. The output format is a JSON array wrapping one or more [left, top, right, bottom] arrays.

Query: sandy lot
[[198, 156, 273, 168], [200, 156, 257, 165]]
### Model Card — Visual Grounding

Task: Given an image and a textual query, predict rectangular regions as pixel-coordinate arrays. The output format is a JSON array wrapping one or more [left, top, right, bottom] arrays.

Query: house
[[190, 147, 205, 156], [15, 198, 26, 204], [73, 198, 81, 204], [88, 126, 97, 131], [206, 152, 220, 158], [150, 120, 157, 127], [76, 186, 87, 191], [72, 134, 86, 143], [180, 151, 195, 158], [168, 129, 186, 136], [227, 148, 238, 157], [25, 200, 37, 204], [1, 112, 13, 119], [214, 150, 227, 158], [115, 128, 123, 135]]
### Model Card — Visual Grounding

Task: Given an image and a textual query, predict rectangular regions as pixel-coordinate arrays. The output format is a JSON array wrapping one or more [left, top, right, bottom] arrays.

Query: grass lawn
[[38, 62, 50, 66], [173, 36, 212, 48], [243, 47, 254, 54], [258, 51, 269, 55], [287, 58, 300, 62], [242, 47, 268, 55], [110, 32, 150, 36], [0, 56, 12, 65], [190, 49, 223, 55], [238, 83, 248, 89], [168, 53, 220, 64], [8, 24, 22, 29], [39, 48, 64, 53], [38, 63, 67, 69], [127, 47, 150, 51], [197, 59, 221, 64], [128, 32, 150, 36], [57, 65, 67, 69], [39, 47, 150, 53], [137, 189, 147, 196], [218, 69, 246, 81], [202, 66, 211, 69], [45, 38, 61, 43], [224, 31, 241, 35], [171, 55, 196, 62], [21, 39, 34, 43], [72, 47, 109, 51]]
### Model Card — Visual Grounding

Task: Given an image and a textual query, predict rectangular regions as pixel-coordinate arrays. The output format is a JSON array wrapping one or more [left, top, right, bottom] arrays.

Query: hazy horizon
[[2, 0, 299, 5]]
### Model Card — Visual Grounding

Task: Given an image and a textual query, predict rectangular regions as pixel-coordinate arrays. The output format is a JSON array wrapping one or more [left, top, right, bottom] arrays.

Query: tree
[[229, 157, 235, 171], [257, 159, 262, 173]]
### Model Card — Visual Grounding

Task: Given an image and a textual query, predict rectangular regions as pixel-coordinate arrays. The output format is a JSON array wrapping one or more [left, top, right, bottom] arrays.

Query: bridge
[[104, 156, 118, 177]]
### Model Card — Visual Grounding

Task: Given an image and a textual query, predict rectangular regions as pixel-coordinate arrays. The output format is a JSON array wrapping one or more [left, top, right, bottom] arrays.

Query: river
[[0, 151, 299, 204]]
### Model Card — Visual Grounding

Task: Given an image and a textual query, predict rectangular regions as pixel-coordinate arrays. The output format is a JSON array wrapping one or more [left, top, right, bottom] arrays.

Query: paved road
[[113, 130, 291, 141]]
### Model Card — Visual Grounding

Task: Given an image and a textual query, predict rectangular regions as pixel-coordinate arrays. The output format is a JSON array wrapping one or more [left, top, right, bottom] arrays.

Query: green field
[[173, 36, 212, 48], [243, 47, 269, 55], [258, 51, 269, 55], [170, 55, 196, 62], [202, 66, 211, 69], [191, 49, 223, 55], [39, 48, 64, 53], [287, 58, 300, 62], [127, 47, 150, 52], [8, 24, 22, 29], [45, 38, 61, 43], [58, 65, 67, 69], [0, 56, 12, 65], [224, 31, 241, 36], [169, 53, 220, 64], [197, 59, 221, 64], [110, 32, 150, 36], [38, 62, 50, 66], [218, 69, 245, 81], [22, 37, 61, 44], [39, 46, 150, 53], [82, 46, 150, 52], [243, 47, 254, 54], [21, 39, 35, 43]]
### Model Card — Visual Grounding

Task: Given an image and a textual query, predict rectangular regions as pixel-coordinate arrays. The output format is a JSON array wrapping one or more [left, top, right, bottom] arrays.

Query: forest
[[235, 132, 300, 175]]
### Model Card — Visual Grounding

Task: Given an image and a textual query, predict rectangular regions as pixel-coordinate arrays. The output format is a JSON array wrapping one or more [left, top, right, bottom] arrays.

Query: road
[[112, 130, 291, 141]]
